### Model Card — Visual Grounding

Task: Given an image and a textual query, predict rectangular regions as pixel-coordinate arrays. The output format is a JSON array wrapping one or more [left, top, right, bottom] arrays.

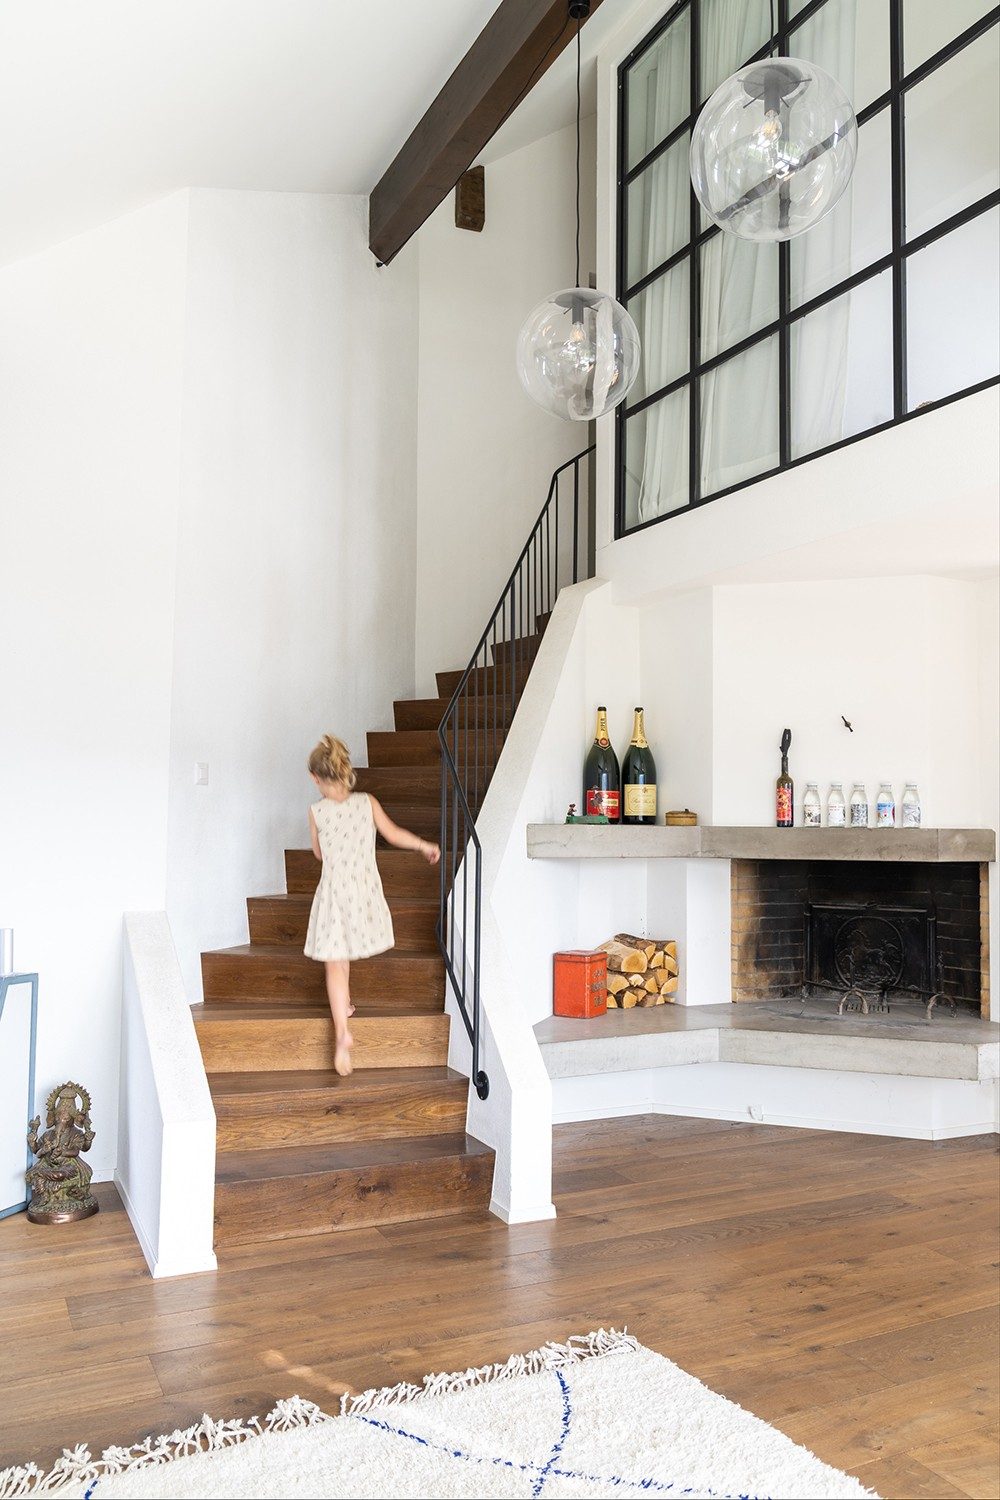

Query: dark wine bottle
[[776, 727, 793, 828], [583, 706, 620, 822], [622, 707, 657, 825]]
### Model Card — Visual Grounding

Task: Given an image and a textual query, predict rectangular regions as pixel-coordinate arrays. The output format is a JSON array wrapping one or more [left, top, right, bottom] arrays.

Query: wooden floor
[[1, 1116, 997, 1499]]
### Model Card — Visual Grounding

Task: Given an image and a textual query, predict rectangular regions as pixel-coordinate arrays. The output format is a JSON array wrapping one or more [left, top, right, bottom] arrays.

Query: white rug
[[0, 1330, 877, 1500]]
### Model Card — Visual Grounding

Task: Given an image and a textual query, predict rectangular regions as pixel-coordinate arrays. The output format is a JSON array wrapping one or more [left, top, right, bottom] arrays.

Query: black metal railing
[[437, 447, 594, 1100]]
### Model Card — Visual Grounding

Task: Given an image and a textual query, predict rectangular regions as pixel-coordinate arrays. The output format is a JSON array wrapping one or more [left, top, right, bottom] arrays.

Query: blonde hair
[[308, 734, 356, 788]]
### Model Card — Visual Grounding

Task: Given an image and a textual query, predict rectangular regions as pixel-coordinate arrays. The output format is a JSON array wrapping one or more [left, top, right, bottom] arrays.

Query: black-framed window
[[615, 0, 1000, 537]]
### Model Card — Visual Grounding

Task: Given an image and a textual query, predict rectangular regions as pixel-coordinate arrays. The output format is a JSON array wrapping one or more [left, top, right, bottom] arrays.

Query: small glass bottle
[[827, 782, 847, 827], [876, 782, 895, 827], [849, 783, 869, 828], [802, 783, 821, 827], [901, 782, 921, 828]]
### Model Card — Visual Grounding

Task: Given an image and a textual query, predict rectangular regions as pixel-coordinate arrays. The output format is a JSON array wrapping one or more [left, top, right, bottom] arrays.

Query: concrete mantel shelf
[[526, 823, 997, 863]]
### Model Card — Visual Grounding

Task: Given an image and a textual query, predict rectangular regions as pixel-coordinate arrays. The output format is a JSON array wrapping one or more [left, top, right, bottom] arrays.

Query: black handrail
[[437, 447, 594, 1100]]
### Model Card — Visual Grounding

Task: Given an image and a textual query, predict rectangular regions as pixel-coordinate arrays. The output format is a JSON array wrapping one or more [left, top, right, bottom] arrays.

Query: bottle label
[[850, 803, 868, 827], [624, 784, 656, 817], [902, 802, 921, 828], [876, 797, 895, 827], [586, 788, 620, 819], [776, 786, 793, 825], [828, 803, 846, 827], [803, 804, 821, 827]]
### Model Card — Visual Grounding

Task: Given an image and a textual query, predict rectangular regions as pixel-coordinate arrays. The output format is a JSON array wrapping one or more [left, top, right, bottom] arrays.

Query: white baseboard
[[550, 1062, 999, 1140], [489, 1196, 557, 1224], [650, 1101, 999, 1140], [115, 1171, 218, 1279]]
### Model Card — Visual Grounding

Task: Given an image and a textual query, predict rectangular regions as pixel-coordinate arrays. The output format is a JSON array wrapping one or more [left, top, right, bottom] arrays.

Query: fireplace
[[731, 858, 988, 1017]]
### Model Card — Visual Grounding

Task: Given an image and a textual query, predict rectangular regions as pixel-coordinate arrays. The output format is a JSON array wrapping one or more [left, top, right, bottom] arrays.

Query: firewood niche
[[600, 933, 679, 1007]]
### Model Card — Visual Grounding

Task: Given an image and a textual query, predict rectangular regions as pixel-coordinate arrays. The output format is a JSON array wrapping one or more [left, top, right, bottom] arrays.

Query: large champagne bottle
[[583, 707, 620, 821], [622, 707, 657, 825]]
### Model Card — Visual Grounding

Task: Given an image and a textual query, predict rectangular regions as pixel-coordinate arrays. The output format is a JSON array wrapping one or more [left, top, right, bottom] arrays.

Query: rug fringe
[[340, 1326, 638, 1415], [0, 1396, 327, 1498]]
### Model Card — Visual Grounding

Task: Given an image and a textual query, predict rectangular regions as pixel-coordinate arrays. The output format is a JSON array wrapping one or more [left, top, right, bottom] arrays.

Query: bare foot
[[348, 1003, 355, 1017], [334, 1034, 354, 1077]]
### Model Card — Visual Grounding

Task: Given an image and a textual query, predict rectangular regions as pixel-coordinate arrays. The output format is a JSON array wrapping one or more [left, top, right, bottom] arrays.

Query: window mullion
[[889, 0, 908, 419], [688, 0, 701, 505]]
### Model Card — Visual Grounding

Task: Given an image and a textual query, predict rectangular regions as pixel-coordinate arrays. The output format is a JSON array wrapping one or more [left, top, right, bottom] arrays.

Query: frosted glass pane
[[701, 234, 778, 360], [905, 27, 1000, 240], [627, 11, 690, 171], [700, 0, 773, 101], [623, 388, 690, 527], [907, 209, 1000, 408], [626, 134, 689, 288], [791, 0, 889, 115], [626, 261, 690, 407], [791, 271, 894, 457], [903, 0, 995, 72], [790, 111, 892, 306], [701, 336, 780, 494]]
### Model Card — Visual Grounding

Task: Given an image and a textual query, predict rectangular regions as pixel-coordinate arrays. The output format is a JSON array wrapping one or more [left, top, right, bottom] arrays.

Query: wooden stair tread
[[207, 942, 440, 963], [250, 892, 437, 909], [208, 1064, 463, 1099], [216, 1131, 490, 1183]]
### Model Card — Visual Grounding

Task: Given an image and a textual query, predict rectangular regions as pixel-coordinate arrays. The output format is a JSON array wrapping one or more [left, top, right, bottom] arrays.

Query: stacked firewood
[[600, 933, 679, 1006]]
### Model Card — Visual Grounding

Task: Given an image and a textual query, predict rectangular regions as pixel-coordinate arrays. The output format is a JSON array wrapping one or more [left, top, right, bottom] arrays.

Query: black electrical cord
[[575, 17, 582, 287]]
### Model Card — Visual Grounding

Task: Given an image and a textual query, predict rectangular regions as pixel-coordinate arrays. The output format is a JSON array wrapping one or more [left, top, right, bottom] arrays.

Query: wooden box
[[553, 950, 607, 1018]]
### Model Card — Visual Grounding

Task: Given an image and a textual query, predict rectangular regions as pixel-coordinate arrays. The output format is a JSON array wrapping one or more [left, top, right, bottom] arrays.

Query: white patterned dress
[[303, 794, 394, 962]]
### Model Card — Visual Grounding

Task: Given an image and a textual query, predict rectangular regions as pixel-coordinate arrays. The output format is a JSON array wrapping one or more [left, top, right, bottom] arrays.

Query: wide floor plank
[[0, 1115, 996, 1500]]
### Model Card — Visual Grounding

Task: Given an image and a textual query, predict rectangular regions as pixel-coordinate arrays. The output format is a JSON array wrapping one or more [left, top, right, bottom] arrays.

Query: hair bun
[[308, 734, 356, 788]]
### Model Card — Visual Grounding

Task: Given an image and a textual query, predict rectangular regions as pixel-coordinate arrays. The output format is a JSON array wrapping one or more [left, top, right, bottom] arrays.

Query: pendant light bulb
[[691, 58, 858, 242], [516, 1, 641, 421]]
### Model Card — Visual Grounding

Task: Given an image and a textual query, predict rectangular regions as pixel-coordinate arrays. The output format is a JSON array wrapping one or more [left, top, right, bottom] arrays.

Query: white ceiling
[[0, 0, 510, 267]]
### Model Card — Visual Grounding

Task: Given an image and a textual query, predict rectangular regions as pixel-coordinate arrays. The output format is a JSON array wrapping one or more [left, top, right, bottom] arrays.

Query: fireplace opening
[[805, 902, 943, 1015], [731, 859, 988, 1018]]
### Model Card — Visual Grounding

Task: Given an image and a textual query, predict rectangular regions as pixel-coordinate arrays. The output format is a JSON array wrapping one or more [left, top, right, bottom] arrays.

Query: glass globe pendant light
[[690, 57, 858, 242], [516, 3, 640, 421]]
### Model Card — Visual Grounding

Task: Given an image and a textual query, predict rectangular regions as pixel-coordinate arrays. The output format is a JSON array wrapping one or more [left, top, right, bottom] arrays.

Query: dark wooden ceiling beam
[[369, 0, 605, 265]]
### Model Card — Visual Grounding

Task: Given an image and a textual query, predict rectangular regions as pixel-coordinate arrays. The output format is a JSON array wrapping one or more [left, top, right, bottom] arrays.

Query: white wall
[[414, 120, 597, 694], [710, 576, 984, 828], [166, 191, 419, 995], [0, 194, 188, 1179], [1, 187, 421, 1176]]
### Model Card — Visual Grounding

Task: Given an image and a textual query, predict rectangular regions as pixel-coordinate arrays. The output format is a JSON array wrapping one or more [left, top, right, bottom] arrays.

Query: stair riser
[[436, 659, 535, 699], [354, 767, 441, 804], [394, 700, 516, 731], [202, 951, 444, 1004], [214, 1085, 468, 1152], [285, 850, 439, 899], [248, 900, 437, 951], [214, 1150, 493, 1245], [367, 730, 440, 766], [195, 1015, 450, 1073]]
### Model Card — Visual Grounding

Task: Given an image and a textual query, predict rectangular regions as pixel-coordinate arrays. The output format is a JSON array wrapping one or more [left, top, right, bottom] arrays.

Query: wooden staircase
[[191, 635, 545, 1251]]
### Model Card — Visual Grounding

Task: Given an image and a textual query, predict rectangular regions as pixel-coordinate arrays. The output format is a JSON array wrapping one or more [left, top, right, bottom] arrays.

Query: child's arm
[[308, 807, 322, 862], [368, 795, 441, 864]]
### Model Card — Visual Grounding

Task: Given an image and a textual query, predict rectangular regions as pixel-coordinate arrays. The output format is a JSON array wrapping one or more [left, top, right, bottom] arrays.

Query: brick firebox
[[731, 858, 989, 1016]]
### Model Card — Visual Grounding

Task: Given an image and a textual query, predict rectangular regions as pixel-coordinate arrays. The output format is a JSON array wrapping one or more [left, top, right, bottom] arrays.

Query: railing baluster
[[436, 447, 592, 1104]]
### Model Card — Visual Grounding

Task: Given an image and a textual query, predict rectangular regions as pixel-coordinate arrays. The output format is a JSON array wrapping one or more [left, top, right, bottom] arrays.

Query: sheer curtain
[[699, 0, 784, 491], [698, 0, 857, 486], [788, 0, 858, 454], [633, 30, 689, 523]]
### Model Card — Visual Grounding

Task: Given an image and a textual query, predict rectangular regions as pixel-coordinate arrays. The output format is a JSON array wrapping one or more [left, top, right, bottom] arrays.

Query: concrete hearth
[[534, 1003, 1000, 1140]]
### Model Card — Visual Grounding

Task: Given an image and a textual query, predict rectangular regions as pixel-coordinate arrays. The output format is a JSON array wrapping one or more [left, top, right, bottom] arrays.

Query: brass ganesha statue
[[26, 1082, 98, 1224]]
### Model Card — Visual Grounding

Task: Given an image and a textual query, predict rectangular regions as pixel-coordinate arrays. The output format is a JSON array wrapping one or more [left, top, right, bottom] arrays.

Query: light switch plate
[[195, 762, 210, 786]]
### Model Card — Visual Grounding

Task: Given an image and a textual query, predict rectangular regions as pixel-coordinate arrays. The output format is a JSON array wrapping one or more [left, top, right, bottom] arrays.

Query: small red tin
[[553, 950, 608, 1018]]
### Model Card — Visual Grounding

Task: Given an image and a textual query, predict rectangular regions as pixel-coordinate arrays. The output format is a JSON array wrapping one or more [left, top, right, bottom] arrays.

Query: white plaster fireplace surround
[[499, 573, 999, 1142]]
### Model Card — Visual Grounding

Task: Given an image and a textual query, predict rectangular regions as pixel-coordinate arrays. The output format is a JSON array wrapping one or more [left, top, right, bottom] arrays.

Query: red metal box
[[553, 950, 608, 1018]]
